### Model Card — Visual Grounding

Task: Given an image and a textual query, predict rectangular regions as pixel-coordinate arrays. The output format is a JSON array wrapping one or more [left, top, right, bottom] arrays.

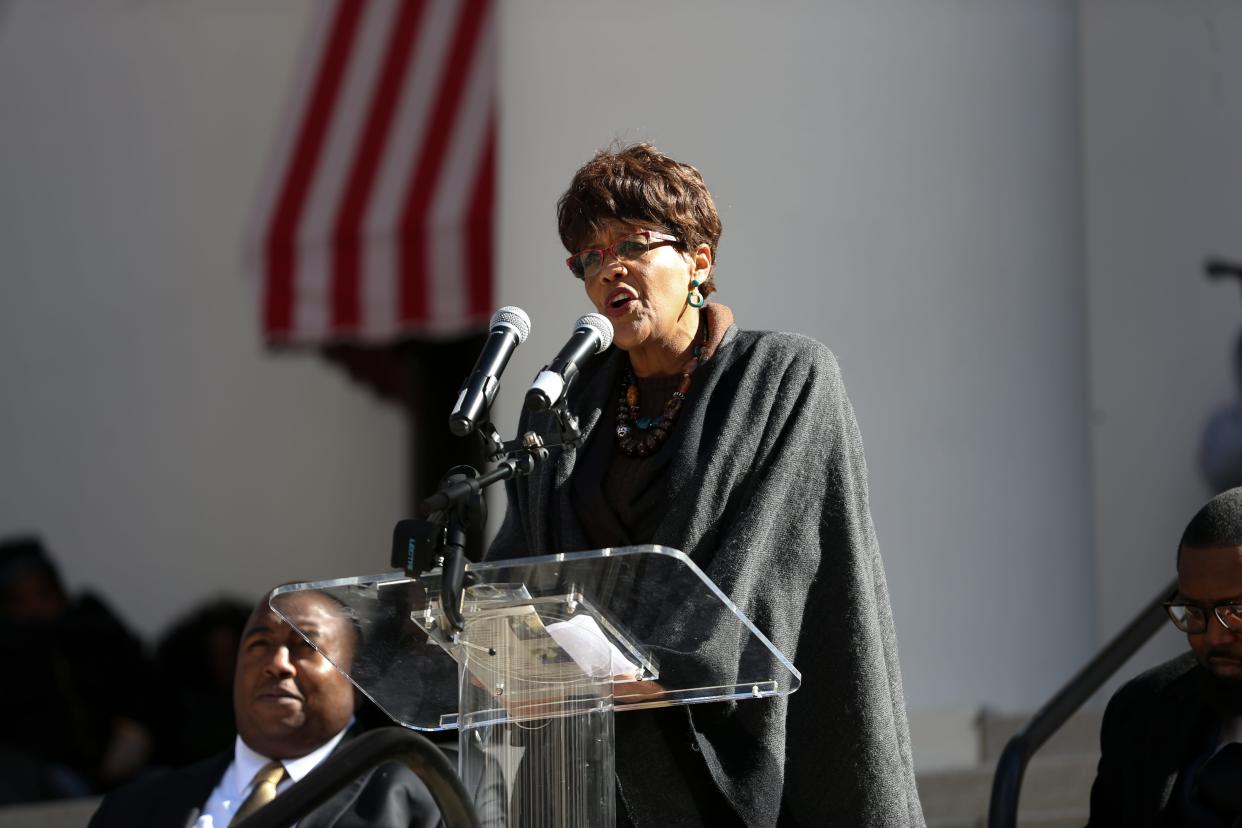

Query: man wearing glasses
[[1088, 487, 1242, 826]]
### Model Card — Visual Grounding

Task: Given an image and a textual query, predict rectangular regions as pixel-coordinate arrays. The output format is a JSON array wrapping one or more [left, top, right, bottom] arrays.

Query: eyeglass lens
[[1167, 603, 1242, 633], [570, 235, 653, 279]]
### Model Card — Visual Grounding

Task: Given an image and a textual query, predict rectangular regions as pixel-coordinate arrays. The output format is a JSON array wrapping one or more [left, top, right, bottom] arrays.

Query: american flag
[[249, 0, 496, 345]]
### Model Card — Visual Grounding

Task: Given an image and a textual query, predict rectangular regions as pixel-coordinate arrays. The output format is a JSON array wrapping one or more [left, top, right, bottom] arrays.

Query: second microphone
[[526, 313, 615, 412]]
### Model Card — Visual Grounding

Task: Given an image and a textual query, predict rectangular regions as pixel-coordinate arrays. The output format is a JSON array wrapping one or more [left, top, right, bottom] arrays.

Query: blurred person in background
[[1200, 331, 1242, 493], [151, 597, 253, 768], [0, 535, 155, 802]]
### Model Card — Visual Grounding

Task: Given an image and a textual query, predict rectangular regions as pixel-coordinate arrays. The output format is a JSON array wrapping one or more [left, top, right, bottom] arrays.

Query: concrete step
[[0, 796, 100, 828], [979, 708, 1103, 762], [925, 810, 1085, 828], [917, 753, 1096, 828]]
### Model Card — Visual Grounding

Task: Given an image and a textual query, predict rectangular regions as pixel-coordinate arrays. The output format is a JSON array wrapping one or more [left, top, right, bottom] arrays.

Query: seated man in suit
[[1088, 486, 1242, 826], [91, 587, 475, 827]]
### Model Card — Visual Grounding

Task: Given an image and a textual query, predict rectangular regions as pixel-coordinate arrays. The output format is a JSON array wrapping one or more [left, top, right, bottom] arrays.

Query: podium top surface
[[271, 545, 800, 730]]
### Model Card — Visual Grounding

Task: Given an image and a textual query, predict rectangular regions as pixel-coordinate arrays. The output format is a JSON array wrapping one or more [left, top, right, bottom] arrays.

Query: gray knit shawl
[[488, 325, 925, 827]]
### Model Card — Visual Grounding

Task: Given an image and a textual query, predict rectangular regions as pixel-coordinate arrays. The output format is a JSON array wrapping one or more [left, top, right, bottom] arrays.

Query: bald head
[[1180, 487, 1242, 561]]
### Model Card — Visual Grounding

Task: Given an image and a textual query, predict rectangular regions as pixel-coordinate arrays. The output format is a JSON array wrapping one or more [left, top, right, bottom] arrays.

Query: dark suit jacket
[[88, 726, 505, 828], [1086, 652, 1219, 828]]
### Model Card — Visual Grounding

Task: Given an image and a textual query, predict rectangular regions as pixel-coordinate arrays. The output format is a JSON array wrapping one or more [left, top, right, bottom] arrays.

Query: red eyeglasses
[[565, 230, 679, 280]]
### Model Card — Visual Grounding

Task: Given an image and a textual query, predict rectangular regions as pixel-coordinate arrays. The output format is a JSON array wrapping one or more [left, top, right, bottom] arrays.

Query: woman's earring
[[687, 277, 706, 308]]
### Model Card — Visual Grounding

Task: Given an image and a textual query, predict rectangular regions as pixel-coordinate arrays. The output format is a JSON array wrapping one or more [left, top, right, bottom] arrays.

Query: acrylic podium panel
[[270, 545, 800, 827]]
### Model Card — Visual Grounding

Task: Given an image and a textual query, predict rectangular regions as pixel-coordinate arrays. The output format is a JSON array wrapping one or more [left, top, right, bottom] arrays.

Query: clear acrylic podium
[[271, 545, 800, 827]]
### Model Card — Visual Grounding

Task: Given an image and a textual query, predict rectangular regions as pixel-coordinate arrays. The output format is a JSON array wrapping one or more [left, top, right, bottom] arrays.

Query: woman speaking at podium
[[488, 144, 924, 827]]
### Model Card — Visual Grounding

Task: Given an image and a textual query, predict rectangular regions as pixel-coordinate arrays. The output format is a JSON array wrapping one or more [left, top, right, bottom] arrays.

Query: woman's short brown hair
[[557, 143, 722, 296]]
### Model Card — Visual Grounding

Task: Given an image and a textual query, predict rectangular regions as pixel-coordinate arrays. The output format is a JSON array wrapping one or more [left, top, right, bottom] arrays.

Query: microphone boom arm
[[401, 400, 584, 635]]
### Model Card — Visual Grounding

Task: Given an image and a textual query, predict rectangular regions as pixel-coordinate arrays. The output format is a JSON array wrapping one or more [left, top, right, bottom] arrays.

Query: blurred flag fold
[[246, 0, 497, 346]]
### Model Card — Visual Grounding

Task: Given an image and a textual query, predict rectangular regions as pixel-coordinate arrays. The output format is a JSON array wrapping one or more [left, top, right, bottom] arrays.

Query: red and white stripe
[[250, 0, 496, 345]]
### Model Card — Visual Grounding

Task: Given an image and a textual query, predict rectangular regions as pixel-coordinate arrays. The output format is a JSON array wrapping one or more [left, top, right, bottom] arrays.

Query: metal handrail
[[235, 727, 481, 828], [986, 578, 1177, 828]]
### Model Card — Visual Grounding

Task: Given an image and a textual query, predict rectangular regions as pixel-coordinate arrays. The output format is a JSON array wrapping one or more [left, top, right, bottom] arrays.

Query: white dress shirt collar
[[233, 725, 350, 789], [197, 724, 352, 827]]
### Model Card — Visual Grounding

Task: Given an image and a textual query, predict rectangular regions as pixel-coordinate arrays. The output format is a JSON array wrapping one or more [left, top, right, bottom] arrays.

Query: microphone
[[449, 306, 531, 437], [525, 313, 614, 411]]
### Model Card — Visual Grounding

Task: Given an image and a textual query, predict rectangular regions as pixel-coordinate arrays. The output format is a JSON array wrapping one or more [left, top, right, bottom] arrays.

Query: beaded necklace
[[614, 316, 714, 458]]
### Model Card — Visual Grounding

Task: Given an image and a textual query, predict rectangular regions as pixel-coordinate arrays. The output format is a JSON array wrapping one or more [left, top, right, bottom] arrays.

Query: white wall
[[496, 0, 1093, 714], [1082, 0, 1242, 675], [0, 2, 407, 635]]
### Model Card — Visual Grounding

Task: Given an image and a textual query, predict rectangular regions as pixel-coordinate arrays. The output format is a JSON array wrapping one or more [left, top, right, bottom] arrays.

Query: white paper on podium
[[546, 615, 640, 679]]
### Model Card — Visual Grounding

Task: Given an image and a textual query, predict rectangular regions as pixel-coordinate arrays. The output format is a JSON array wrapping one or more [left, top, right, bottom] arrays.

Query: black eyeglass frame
[[1163, 598, 1242, 634]]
